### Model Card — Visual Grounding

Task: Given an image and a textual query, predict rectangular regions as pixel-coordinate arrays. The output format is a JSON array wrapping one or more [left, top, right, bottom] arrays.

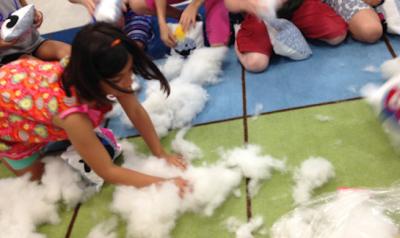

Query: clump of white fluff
[[111, 182, 182, 238], [139, 81, 208, 136], [176, 47, 227, 86], [160, 54, 185, 81], [292, 157, 335, 204], [271, 189, 400, 238], [220, 144, 286, 197], [41, 157, 93, 208], [381, 57, 400, 79], [225, 216, 265, 238], [251, 103, 264, 121], [110, 142, 261, 238], [87, 217, 118, 238], [180, 165, 242, 216], [115, 47, 228, 137], [363, 64, 380, 73], [0, 175, 59, 238], [0, 156, 90, 238], [315, 114, 333, 122], [171, 127, 203, 161]]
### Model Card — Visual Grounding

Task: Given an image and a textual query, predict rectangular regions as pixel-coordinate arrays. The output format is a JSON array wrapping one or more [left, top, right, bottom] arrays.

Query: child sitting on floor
[[224, 0, 348, 72], [0, 0, 71, 65], [69, 0, 155, 50]]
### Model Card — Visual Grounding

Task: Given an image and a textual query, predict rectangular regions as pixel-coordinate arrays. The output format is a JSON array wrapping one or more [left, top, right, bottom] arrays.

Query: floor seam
[[64, 203, 81, 238]]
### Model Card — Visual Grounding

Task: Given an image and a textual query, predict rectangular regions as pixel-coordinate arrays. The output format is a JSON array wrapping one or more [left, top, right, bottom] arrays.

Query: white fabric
[[264, 17, 312, 60], [379, 0, 400, 35], [94, 0, 123, 24], [1, 4, 35, 41], [168, 22, 204, 57]]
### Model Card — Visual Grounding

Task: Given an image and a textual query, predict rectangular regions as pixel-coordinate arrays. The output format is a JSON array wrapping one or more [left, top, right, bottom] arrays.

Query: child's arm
[[118, 93, 187, 170], [0, 38, 18, 50], [69, 0, 97, 15], [155, 0, 177, 47], [58, 112, 188, 193], [224, 0, 259, 15], [179, 0, 203, 32], [19, 0, 28, 6]]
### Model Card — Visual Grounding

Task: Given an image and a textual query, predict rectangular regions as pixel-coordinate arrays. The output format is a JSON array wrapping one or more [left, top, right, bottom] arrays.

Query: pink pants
[[145, 0, 230, 45]]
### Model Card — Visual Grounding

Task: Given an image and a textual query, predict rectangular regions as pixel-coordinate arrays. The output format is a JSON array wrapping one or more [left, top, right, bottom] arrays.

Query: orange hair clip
[[111, 38, 121, 47]]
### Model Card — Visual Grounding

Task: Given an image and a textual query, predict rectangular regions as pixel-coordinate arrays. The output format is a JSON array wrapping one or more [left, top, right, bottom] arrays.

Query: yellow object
[[175, 25, 186, 42]]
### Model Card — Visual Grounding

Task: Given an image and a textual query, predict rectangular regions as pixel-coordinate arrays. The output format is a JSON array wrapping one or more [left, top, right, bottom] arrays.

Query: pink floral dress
[[0, 58, 111, 161]]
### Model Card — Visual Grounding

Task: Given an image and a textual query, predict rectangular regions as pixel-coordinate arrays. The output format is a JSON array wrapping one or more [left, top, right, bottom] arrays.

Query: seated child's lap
[[236, 0, 347, 56]]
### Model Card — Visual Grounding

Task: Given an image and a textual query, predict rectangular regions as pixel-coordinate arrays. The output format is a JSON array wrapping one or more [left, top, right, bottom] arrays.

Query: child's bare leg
[[34, 40, 71, 61], [348, 9, 382, 43], [1, 158, 44, 181], [128, 0, 155, 15], [320, 33, 347, 46], [128, 0, 182, 18], [235, 43, 269, 73]]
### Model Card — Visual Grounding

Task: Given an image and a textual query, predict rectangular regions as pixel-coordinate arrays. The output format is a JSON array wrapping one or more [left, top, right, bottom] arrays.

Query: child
[[0, 22, 188, 195], [224, 0, 348, 72], [323, 0, 383, 43], [69, 0, 154, 50], [0, 0, 71, 64], [128, 0, 231, 48]]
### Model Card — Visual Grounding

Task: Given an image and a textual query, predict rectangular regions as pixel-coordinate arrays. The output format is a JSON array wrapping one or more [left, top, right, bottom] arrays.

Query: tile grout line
[[62, 117, 111, 237], [382, 34, 397, 58], [241, 64, 253, 221], [121, 97, 365, 140], [64, 203, 81, 238]]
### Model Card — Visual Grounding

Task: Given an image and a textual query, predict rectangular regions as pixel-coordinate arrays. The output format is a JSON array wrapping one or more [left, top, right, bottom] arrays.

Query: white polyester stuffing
[[292, 157, 335, 204]]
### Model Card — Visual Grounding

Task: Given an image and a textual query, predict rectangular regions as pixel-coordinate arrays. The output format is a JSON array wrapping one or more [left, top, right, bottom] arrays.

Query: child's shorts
[[3, 151, 43, 170], [236, 0, 347, 56], [323, 0, 371, 22], [123, 10, 154, 47]]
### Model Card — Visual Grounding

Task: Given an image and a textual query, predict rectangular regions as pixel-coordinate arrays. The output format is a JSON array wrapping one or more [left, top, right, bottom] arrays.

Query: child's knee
[[354, 22, 383, 43], [324, 31, 347, 45], [242, 54, 270, 73]]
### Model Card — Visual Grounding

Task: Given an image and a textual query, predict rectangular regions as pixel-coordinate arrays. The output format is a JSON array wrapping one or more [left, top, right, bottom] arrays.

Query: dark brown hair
[[62, 22, 170, 105]]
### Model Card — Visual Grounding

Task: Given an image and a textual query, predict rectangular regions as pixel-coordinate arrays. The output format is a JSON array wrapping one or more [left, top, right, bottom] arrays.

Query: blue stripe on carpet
[[107, 48, 243, 138], [43, 27, 81, 44], [245, 38, 392, 115]]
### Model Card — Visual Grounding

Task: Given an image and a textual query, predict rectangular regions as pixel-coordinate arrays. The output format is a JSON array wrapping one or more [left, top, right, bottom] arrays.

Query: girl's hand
[[162, 153, 187, 170], [0, 37, 18, 49], [179, 4, 198, 32], [33, 9, 43, 28], [159, 23, 176, 48], [69, 0, 98, 15], [170, 177, 190, 198]]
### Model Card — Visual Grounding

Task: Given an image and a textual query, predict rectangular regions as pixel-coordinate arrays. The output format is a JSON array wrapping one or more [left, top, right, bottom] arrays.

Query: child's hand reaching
[[0, 37, 18, 50], [69, 0, 98, 15], [179, 3, 199, 32], [33, 9, 43, 28], [162, 153, 187, 170], [159, 23, 177, 48], [170, 177, 190, 198]]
